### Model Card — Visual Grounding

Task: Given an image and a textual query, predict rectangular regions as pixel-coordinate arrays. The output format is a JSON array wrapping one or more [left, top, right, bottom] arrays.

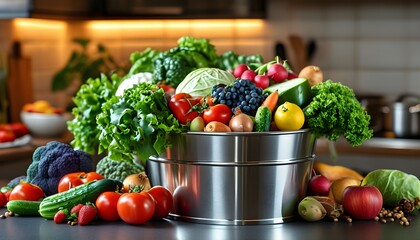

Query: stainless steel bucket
[[147, 129, 316, 225]]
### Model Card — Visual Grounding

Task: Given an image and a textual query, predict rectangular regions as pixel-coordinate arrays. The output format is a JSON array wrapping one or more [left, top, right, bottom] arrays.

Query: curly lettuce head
[[303, 80, 373, 146], [97, 82, 182, 163]]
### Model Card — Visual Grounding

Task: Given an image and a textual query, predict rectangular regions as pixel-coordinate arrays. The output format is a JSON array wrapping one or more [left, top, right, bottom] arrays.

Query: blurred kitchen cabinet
[[7, 42, 34, 123]]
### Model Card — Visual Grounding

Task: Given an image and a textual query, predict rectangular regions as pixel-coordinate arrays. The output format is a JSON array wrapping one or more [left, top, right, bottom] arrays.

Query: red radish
[[267, 63, 288, 83], [342, 186, 383, 220], [233, 64, 249, 78], [287, 71, 298, 80], [254, 75, 270, 89], [241, 70, 257, 82], [308, 175, 331, 196]]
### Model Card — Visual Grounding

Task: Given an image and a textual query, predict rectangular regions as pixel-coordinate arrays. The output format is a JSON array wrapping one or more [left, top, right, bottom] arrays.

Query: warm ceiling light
[[13, 18, 67, 30], [234, 19, 264, 28], [86, 20, 164, 30], [85, 19, 263, 30]]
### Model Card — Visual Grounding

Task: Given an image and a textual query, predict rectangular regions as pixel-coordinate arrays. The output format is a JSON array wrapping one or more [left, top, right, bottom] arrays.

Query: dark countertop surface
[[1, 209, 420, 240]]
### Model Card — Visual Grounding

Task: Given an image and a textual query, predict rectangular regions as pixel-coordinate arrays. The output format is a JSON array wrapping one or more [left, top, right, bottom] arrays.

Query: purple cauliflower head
[[26, 141, 94, 196]]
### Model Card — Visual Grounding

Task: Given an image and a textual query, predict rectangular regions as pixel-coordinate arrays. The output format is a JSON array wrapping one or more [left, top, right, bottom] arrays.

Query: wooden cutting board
[[7, 56, 34, 123]]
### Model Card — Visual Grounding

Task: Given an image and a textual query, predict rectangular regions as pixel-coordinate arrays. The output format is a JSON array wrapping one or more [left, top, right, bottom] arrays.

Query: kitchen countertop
[[0, 131, 73, 162], [1, 135, 420, 239], [315, 136, 420, 157], [0, 208, 419, 240]]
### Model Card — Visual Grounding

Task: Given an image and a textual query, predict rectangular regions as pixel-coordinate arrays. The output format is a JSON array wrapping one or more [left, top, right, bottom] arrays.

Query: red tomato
[[95, 191, 121, 221], [148, 186, 173, 219], [0, 192, 7, 207], [58, 172, 104, 192], [2, 188, 12, 202], [0, 129, 16, 143], [7, 123, 30, 138], [157, 84, 175, 94], [169, 93, 203, 125], [9, 183, 44, 201], [203, 104, 232, 125], [117, 192, 156, 225]]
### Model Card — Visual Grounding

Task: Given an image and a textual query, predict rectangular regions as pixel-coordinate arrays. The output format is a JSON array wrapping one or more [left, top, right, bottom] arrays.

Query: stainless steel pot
[[392, 94, 420, 138], [147, 129, 316, 225]]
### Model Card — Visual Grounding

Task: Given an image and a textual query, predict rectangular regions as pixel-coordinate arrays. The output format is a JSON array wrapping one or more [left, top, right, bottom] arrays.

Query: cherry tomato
[[95, 191, 121, 221], [148, 186, 173, 219], [117, 192, 156, 225], [169, 93, 203, 125], [199, 96, 216, 107], [203, 104, 232, 125], [0, 192, 7, 207], [0, 129, 16, 143], [157, 84, 175, 94], [1, 187, 12, 202], [58, 172, 104, 193], [9, 183, 44, 201]]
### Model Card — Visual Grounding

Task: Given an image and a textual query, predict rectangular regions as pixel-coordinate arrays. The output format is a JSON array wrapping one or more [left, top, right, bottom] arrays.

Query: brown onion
[[123, 172, 151, 192], [229, 107, 254, 132], [298, 65, 323, 86]]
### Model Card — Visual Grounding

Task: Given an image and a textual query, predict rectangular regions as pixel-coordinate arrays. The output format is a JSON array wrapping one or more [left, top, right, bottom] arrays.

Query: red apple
[[342, 185, 383, 220], [241, 70, 257, 82], [254, 75, 270, 89], [233, 64, 249, 78], [308, 175, 331, 196]]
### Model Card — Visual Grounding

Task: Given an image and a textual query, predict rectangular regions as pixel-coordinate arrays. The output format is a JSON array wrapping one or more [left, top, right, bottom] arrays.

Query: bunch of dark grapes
[[211, 79, 267, 115]]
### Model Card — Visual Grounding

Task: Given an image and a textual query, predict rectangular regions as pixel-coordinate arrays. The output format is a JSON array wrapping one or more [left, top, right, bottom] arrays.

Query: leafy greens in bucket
[[68, 73, 123, 154], [96, 82, 183, 163]]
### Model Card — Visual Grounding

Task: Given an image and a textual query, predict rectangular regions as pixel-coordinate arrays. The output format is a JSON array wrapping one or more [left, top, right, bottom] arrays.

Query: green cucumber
[[254, 106, 272, 132], [39, 179, 122, 219], [7, 200, 42, 216], [263, 78, 312, 108]]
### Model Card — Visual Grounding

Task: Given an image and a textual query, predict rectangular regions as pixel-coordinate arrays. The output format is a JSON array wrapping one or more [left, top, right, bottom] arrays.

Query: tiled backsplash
[[1, 0, 420, 109]]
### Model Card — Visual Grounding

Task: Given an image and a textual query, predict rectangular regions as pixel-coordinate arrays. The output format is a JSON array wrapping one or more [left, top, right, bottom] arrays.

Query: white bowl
[[20, 111, 70, 137]]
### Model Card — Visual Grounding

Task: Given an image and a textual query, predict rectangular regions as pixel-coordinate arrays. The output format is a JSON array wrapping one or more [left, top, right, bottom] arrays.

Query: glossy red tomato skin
[[58, 172, 104, 193], [0, 129, 16, 143], [0, 192, 7, 207], [9, 183, 45, 201], [169, 93, 202, 125], [7, 123, 30, 138], [203, 104, 232, 125], [96, 191, 121, 221], [117, 192, 156, 225], [148, 186, 173, 219]]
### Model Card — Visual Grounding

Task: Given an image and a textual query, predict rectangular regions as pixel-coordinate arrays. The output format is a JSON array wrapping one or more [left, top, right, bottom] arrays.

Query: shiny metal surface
[[392, 100, 420, 138], [147, 130, 316, 225]]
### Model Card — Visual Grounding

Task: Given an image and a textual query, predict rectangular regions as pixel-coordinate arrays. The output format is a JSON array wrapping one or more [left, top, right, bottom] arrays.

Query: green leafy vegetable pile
[[68, 36, 264, 164], [96, 82, 183, 163], [127, 36, 264, 89], [217, 50, 264, 71], [68, 74, 123, 154], [152, 37, 219, 88], [128, 48, 160, 76], [303, 80, 373, 146]]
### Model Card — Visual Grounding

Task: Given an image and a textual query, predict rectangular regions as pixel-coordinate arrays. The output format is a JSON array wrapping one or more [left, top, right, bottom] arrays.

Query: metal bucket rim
[[179, 128, 311, 137]]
